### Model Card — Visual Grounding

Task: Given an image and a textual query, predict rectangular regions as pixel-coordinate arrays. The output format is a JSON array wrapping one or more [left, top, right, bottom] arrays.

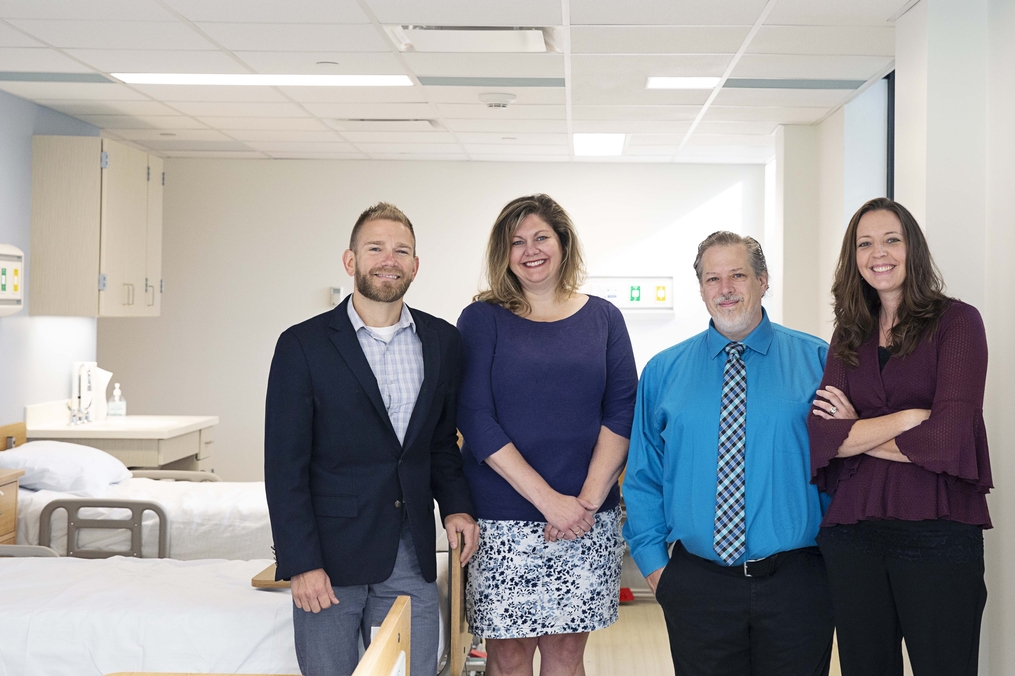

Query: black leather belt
[[674, 541, 815, 578]]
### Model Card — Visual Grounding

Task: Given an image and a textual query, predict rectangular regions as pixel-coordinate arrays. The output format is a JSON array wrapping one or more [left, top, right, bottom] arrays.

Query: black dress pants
[[817, 520, 987, 676], [654, 542, 834, 676]]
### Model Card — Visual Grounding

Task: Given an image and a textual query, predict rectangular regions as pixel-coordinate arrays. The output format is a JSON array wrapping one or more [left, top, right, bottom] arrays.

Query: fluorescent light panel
[[573, 133, 625, 157], [646, 77, 721, 90], [111, 73, 413, 87]]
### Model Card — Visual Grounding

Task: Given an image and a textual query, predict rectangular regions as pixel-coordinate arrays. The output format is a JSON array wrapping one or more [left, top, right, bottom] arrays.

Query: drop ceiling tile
[[170, 101, 311, 117], [0, 80, 148, 100], [266, 152, 368, 159], [627, 134, 686, 146], [435, 103, 565, 119], [401, 53, 564, 78], [195, 23, 389, 52], [694, 120, 778, 135], [353, 142, 464, 154], [570, 0, 768, 26], [747, 26, 894, 56], [338, 131, 457, 143], [363, 0, 561, 26], [226, 129, 346, 142], [572, 105, 701, 121], [193, 116, 331, 130], [686, 134, 776, 148], [0, 21, 41, 46], [0, 46, 94, 71], [766, 0, 913, 26], [8, 20, 215, 50], [368, 153, 471, 161], [455, 132, 568, 145], [130, 84, 290, 102], [705, 105, 828, 123], [464, 143, 568, 155], [442, 118, 567, 133], [324, 118, 439, 131], [674, 145, 773, 163], [713, 87, 853, 107], [623, 145, 678, 156], [570, 54, 728, 106], [38, 99, 182, 116], [732, 54, 894, 80], [470, 155, 569, 163], [247, 141, 358, 152], [0, 0, 176, 21], [139, 139, 251, 151], [423, 85, 564, 105], [278, 86, 426, 104], [66, 49, 247, 74], [234, 51, 406, 75], [301, 101, 438, 118], [105, 128, 230, 140], [76, 114, 209, 129], [571, 120, 692, 134], [162, 0, 370, 24], [578, 155, 672, 163], [571, 26, 750, 54]]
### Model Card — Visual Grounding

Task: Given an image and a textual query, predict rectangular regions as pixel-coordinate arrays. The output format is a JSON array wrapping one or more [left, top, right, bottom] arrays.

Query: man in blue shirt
[[623, 231, 834, 676]]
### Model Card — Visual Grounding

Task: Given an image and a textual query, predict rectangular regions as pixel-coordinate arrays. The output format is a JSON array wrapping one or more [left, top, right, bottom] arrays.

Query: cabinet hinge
[[147, 166, 151, 181], [98, 273, 107, 291], [100, 152, 108, 169]]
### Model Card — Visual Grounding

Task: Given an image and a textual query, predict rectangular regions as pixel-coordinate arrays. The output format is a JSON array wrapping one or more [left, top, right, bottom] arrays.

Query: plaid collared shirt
[[347, 299, 424, 445]]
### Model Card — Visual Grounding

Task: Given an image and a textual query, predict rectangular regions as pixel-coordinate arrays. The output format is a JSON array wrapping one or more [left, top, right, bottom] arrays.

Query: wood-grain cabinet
[[30, 136, 163, 317]]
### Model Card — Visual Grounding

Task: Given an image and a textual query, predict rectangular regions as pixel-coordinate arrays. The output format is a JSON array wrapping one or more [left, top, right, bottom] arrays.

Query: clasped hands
[[542, 493, 598, 543]]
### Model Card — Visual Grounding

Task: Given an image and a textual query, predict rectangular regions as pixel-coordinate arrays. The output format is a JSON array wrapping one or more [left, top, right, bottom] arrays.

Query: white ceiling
[[0, 0, 909, 163]]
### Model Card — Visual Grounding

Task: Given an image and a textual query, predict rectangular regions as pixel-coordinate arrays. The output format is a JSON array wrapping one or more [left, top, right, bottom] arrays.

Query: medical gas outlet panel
[[0, 244, 24, 317]]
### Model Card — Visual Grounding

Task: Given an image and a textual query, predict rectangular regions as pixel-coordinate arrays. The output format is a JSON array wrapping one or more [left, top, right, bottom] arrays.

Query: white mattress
[[0, 555, 451, 676], [18, 478, 274, 560], [0, 557, 299, 676]]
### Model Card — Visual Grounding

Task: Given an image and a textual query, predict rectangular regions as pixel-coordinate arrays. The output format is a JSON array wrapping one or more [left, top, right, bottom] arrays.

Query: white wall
[[97, 160, 765, 480], [0, 90, 98, 425]]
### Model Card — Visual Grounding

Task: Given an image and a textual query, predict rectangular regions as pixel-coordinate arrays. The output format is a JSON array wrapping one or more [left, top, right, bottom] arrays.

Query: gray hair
[[692, 231, 768, 282]]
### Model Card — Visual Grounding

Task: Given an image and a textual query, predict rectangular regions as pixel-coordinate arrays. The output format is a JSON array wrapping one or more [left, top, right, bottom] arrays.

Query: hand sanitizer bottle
[[108, 383, 127, 417]]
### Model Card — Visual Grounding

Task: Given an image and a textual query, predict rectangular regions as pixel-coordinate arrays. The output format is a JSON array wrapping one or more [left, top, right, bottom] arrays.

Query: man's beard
[[711, 294, 758, 337], [356, 265, 412, 303]]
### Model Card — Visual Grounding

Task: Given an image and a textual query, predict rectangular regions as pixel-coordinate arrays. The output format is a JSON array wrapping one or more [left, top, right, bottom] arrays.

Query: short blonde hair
[[475, 194, 586, 315]]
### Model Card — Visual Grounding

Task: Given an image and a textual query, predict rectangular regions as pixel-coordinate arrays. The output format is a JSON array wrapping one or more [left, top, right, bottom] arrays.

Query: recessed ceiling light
[[573, 133, 625, 157], [384, 25, 561, 53], [646, 77, 721, 90], [110, 73, 413, 87]]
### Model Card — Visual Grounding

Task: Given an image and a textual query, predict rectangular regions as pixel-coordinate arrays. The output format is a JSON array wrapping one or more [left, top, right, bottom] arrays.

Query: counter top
[[27, 415, 218, 440]]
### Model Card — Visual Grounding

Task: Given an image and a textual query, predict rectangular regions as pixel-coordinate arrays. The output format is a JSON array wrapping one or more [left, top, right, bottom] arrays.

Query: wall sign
[[584, 276, 674, 310]]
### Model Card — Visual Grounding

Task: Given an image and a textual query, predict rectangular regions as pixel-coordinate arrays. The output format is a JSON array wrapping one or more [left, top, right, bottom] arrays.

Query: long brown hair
[[831, 197, 950, 366], [475, 194, 586, 315]]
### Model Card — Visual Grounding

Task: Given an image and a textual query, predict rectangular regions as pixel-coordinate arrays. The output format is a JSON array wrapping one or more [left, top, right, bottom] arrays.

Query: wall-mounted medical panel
[[583, 276, 675, 310], [0, 244, 25, 317], [29, 136, 164, 317]]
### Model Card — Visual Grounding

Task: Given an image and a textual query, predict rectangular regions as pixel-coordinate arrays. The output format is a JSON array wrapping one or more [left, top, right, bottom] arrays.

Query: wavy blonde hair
[[475, 194, 586, 315]]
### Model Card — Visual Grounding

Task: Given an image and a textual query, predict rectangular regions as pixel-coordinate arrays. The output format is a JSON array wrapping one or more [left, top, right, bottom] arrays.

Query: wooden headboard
[[0, 422, 26, 450]]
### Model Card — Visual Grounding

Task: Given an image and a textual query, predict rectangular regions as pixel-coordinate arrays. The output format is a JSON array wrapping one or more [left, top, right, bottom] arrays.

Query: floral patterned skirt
[[466, 506, 625, 639]]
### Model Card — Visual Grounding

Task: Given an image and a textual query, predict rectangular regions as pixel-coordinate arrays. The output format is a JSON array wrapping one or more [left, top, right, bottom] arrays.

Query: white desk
[[26, 405, 218, 470]]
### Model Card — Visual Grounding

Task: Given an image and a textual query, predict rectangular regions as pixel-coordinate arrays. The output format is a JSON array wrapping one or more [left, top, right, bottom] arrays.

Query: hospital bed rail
[[39, 498, 169, 558]]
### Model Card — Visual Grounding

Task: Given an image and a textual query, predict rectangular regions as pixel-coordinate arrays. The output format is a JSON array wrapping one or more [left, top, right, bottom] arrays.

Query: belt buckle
[[743, 557, 762, 577]]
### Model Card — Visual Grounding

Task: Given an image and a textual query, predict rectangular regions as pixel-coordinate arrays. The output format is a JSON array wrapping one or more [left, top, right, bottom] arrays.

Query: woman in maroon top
[[808, 197, 991, 676]]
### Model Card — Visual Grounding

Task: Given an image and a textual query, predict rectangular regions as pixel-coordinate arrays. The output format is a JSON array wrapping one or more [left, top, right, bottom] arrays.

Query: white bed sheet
[[18, 478, 273, 560], [0, 557, 299, 676]]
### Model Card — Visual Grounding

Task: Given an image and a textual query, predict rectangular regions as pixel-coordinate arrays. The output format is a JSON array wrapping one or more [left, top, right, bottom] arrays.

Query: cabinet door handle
[[123, 283, 130, 306], [128, 283, 135, 305], [147, 284, 155, 306]]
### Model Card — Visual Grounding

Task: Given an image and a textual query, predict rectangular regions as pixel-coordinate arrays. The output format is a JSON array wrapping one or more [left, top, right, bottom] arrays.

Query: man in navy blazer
[[265, 202, 478, 676]]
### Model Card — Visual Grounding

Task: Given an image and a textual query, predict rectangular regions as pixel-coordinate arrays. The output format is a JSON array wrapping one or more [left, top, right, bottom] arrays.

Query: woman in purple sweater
[[808, 197, 992, 676], [457, 194, 637, 676]]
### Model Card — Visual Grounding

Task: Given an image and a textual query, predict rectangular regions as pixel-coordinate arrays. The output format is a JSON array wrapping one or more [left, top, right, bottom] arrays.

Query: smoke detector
[[479, 93, 517, 108]]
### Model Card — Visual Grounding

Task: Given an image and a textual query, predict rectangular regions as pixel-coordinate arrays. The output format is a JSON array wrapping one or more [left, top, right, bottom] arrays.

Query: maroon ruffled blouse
[[808, 300, 992, 528]]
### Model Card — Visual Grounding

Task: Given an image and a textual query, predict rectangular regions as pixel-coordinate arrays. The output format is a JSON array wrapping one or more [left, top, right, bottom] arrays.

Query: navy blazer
[[264, 297, 475, 585]]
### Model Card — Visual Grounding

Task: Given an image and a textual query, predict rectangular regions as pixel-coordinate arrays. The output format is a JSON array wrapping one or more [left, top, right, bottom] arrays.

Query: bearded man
[[265, 202, 478, 676], [622, 231, 836, 676]]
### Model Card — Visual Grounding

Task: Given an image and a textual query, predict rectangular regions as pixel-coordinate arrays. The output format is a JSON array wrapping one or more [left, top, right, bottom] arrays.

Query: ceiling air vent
[[383, 26, 561, 53], [478, 93, 517, 109], [331, 119, 443, 132]]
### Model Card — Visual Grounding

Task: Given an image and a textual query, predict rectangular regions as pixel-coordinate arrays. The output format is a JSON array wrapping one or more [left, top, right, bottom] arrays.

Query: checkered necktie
[[714, 341, 747, 565]]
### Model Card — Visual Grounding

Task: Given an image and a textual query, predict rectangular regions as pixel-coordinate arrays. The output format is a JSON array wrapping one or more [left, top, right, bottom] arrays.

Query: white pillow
[[0, 440, 132, 496]]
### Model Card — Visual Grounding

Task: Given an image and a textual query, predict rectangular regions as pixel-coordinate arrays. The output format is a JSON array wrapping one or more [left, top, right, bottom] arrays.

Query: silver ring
[[829, 406, 838, 415]]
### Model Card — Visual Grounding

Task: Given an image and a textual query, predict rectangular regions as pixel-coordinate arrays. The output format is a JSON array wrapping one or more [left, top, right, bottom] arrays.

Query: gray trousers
[[292, 521, 440, 676]]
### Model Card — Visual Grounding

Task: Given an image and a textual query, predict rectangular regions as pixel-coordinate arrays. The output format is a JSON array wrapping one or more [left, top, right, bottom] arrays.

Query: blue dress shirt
[[623, 309, 831, 575]]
